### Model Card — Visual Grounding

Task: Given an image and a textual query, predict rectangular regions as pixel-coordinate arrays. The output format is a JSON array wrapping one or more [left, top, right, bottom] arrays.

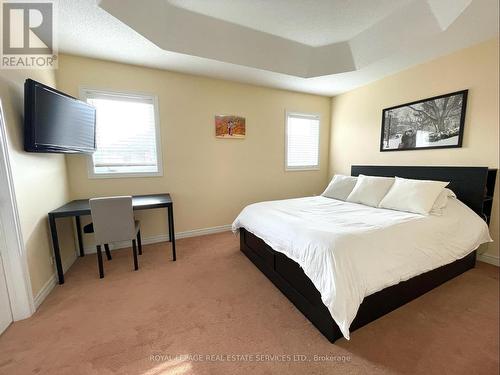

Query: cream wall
[[56, 54, 331, 248], [329, 38, 500, 259], [0, 70, 75, 297]]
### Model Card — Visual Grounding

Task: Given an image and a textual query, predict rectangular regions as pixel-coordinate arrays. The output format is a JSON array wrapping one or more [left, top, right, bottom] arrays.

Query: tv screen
[[24, 79, 96, 153]]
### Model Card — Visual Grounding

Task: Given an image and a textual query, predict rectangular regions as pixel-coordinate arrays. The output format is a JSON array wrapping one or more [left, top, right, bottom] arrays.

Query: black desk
[[48, 193, 176, 284]]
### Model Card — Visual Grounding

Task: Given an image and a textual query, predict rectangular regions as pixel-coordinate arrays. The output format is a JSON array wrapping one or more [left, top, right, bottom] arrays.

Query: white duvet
[[232, 196, 491, 340]]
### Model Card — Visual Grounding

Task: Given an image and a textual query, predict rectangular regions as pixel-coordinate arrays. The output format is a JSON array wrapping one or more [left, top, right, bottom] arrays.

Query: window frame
[[80, 87, 163, 179], [285, 111, 321, 172]]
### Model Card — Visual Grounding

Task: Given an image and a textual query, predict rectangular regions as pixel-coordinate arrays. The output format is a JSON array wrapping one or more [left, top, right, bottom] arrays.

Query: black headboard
[[351, 165, 488, 216]]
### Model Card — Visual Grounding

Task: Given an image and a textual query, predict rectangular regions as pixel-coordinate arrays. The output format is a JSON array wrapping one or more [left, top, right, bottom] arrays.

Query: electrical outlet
[[49, 256, 54, 265]]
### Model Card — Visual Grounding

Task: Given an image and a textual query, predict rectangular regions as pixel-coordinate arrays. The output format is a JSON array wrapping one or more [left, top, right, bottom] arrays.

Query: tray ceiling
[[57, 0, 499, 95]]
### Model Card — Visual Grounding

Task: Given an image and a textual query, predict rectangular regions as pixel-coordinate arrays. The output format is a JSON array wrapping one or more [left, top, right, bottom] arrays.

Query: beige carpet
[[0, 232, 498, 375]]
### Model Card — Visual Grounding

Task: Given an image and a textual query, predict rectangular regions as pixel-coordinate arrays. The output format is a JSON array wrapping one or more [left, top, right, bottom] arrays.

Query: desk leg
[[75, 216, 84, 257], [168, 204, 176, 261], [49, 214, 64, 284]]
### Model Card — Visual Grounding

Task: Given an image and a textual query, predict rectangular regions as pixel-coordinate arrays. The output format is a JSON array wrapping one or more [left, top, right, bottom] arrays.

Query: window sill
[[285, 166, 320, 172], [87, 171, 163, 179]]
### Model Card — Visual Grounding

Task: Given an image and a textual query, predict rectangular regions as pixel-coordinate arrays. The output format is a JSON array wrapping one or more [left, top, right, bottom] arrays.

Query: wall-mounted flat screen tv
[[24, 79, 96, 153]]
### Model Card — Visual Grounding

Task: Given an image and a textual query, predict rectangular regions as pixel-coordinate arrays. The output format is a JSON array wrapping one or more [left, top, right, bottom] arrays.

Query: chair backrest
[[89, 196, 135, 245]]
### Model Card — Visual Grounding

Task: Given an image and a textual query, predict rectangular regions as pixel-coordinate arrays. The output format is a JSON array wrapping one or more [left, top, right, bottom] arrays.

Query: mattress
[[232, 196, 491, 339]]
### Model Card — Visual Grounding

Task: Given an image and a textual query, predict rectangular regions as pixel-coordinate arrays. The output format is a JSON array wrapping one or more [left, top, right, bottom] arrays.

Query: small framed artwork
[[380, 90, 468, 151], [215, 115, 246, 139]]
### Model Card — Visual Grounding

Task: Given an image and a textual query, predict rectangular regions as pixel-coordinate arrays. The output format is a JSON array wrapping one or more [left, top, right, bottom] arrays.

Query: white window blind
[[286, 113, 320, 170], [84, 90, 161, 177]]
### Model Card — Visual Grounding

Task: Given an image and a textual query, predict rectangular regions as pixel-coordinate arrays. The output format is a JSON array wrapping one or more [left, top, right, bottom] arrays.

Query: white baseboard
[[34, 253, 78, 309], [176, 224, 232, 239], [82, 224, 232, 254], [33, 275, 56, 309], [477, 253, 500, 267]]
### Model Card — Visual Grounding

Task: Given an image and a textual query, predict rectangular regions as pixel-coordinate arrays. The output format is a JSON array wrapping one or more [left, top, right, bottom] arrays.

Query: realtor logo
[[1, 1, 57, 69]]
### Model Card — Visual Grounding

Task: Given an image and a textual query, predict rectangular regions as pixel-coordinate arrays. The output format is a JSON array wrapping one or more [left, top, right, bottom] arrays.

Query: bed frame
[[240, 165, 490, 342]]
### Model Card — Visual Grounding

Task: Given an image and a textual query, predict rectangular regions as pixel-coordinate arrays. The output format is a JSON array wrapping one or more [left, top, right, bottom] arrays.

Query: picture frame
[[215, 115, 246, 139], [380, 90, 468, 152]]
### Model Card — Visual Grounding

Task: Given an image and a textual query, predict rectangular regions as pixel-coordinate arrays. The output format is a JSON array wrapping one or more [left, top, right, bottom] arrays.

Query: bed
[[232, 165, 492, 342]]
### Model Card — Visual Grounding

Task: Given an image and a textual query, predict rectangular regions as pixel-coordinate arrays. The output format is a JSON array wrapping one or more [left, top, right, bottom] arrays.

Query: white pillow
[[379, 177, 449, 215], [322, 175, 358, 201], [346, 175, 395, 207], [430, 188, 456, 215]]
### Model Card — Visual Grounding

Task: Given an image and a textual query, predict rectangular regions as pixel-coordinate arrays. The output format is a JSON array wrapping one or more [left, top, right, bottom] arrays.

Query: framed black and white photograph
[[380, 90, 468, 151]]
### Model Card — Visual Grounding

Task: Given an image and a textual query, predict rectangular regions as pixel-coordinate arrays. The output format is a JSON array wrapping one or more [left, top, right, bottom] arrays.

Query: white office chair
[[89, 196, 142, 278]]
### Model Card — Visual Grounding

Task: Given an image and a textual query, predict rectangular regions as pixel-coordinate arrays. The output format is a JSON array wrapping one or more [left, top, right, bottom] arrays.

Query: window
[[82, 89, 162, 178], [285, 112, 320, 170]]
